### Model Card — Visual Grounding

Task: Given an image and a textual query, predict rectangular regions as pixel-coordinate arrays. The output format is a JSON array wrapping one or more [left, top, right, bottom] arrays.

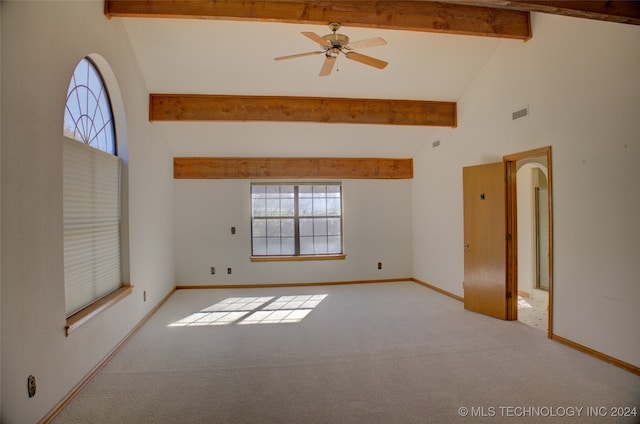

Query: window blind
[[63, 137, 122, 315]]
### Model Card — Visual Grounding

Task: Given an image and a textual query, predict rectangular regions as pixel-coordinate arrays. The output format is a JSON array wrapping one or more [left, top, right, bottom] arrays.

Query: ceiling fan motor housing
[[322, 33, 349, 47]]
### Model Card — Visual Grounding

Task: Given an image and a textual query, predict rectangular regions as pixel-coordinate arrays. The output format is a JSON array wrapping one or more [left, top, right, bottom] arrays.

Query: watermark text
[[457, 405, 637, 418]]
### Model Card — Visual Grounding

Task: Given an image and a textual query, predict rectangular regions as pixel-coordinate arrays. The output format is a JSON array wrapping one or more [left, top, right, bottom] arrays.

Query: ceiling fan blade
[[302, 32, 332, 48], [319, 56, 336, 77], [345, 52, 388, 70], [274, 51, 324, 61], [344, 37, 387, 50]]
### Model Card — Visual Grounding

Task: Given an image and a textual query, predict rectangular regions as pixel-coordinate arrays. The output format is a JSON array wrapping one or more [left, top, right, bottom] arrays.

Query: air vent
[[512, 107, 528, 120]]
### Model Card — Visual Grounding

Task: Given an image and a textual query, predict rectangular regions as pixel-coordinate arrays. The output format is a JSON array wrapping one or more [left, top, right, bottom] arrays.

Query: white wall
[[0, 2, 175, 423], [517, 166, 535, 296], [175, 179, 412, 285], [517, 164, 547, 296], [412, 13, 640, 367]]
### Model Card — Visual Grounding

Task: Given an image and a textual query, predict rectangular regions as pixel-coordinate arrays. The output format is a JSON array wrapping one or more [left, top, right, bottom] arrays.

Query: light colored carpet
[[53, 282, 640, 423]]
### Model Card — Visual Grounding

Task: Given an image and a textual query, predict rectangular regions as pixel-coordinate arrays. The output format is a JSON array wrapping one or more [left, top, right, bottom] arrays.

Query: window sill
[[250, 254, 346, 262], [65, 285, 133, 336]]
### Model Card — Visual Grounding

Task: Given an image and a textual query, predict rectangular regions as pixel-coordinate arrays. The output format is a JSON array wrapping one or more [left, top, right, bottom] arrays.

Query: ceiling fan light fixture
[[326, 48, 340, 58]]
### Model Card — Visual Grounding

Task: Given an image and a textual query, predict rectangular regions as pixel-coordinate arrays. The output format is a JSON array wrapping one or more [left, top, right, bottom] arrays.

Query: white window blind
[[63, 136, 122, 315]]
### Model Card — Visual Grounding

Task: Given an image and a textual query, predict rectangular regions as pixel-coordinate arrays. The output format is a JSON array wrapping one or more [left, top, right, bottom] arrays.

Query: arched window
[[63, 58, 125, 327], [64, 57, 116, 155]]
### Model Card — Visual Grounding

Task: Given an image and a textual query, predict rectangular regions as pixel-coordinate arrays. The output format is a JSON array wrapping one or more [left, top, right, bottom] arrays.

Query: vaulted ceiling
[[105, 1, 639, 158]]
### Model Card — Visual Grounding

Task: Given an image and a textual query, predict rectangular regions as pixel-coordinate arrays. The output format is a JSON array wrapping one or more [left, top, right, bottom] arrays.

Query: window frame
[[250, 182, 345, 261], [64, 57, 117, 155], [63, 57, 130, 335]]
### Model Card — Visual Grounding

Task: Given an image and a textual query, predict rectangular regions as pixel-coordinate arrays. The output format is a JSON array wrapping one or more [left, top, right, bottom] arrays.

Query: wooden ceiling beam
[[174, 157, 414, 179], [441, 1, 640, 25], [105, 0, 532, 40], [150, 94, 457, 127]]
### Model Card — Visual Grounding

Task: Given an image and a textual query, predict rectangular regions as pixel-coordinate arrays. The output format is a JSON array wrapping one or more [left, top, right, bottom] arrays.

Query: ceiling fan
[[274, 23, 388, 76]]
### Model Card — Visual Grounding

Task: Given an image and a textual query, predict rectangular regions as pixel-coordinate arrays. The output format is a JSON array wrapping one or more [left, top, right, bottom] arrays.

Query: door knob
[[464, 243, 470, 251]]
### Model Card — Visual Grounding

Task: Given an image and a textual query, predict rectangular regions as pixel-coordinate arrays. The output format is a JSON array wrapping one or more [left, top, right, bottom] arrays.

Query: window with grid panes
[[251, 183, 343, 256], [63, 57, 122, 316]]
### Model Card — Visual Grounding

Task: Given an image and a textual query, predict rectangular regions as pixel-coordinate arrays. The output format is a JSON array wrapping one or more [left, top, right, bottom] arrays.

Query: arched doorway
[[516, 163, 549, 331], [504, 146, 554, 338]]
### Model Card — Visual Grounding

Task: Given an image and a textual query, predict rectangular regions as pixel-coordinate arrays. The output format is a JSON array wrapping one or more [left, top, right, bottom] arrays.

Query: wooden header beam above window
[[441, 1, 640, 25], [150, 94, 457, 127], [105, 0, 532, 40], [174, 157, 413, 179]]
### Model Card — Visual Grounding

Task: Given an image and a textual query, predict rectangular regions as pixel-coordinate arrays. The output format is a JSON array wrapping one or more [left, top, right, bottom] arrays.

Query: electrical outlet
[[27, 375, 36, 398], [210, 267, 216, 275], [227, 267, 232, 275], [377, 262, 382, 270], [231, 226, 236, 235]]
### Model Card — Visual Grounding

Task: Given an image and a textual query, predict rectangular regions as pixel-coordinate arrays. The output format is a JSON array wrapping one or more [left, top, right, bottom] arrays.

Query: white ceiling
[[122, 18, 508, 157]]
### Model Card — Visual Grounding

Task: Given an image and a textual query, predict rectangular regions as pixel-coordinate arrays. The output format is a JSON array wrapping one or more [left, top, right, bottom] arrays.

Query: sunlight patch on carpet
[[517, 296, 533, 309], [168, 294, 328, 327]]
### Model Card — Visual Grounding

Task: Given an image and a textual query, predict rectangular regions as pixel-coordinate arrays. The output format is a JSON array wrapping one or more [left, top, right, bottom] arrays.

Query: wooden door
[[463, 162, 507, 319]]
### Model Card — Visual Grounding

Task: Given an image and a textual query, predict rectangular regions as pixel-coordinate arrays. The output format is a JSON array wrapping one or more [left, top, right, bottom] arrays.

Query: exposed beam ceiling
[[441, 1, 640, 25], [150, 94, 457, 127], [105, 0, 532, 40], [174, 157, 414, 179], [107, 1, 638, 158]]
